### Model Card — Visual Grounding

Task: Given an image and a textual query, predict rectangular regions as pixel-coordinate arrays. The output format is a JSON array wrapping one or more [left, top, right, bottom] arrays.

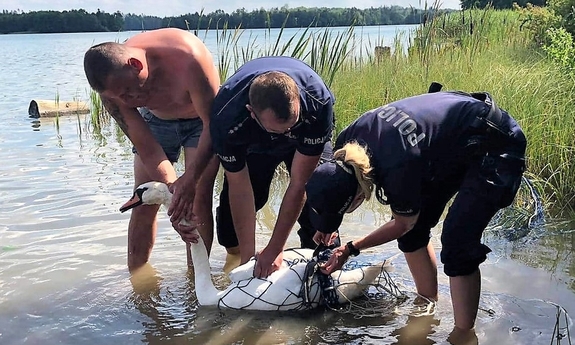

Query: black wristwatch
[[346, 241, 360, 257]]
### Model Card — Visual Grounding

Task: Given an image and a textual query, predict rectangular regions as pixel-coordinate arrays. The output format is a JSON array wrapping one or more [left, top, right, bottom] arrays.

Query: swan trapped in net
[[120, 181, 406, 314]]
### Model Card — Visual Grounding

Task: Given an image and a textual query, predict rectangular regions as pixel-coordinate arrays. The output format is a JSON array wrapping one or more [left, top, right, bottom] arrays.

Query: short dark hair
[[83, 42, 126, 92], [248, 71, 299, 121]]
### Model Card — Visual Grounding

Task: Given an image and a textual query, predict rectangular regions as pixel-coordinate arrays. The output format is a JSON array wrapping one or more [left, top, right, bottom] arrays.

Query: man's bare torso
[[125, 28, 213, 120]]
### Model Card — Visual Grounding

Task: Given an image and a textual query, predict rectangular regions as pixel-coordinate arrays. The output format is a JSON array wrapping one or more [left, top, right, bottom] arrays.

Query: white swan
[[227, 247, 315, 282], [121, 181, 393, 311]]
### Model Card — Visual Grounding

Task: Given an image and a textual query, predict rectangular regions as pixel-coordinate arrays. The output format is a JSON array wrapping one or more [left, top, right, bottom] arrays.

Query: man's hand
[[313, 231, 339, 246], [172, 214, 202, 244], [254, 247, 283, 278], [320, 244, 349, 274], [167, 173, 196, 226]]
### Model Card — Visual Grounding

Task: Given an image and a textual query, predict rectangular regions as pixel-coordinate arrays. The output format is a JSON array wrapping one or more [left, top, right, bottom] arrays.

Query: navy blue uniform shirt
[[335, 92, 496, 216], [210, 56, 335, 172]]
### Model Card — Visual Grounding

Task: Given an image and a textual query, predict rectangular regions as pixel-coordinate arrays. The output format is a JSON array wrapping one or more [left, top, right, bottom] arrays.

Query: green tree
[[548, 0, 575, 34], [461, 0, 547, 9]]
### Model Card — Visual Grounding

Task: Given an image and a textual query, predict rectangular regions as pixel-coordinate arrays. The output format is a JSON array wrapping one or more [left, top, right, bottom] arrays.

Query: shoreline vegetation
[[13, 2, 575, 216], [0, 6, 435, 34]]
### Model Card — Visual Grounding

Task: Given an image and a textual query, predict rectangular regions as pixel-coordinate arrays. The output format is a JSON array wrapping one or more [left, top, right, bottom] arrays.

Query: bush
[[514, 3, 560, 46], [547, 0, 575, 35], [542, 27, 575, 73]]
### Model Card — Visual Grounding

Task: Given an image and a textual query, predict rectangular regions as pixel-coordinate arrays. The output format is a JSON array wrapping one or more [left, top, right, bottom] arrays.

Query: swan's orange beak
[[119, 188, 146, 213]]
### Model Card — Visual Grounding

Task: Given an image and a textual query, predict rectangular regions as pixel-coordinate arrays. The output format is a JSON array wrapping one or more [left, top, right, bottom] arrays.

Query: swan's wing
[[218, 278, 281, 310], [332, 262, 385, 303], [227, 249, 314, 282], [220, 265, 310, 311], [380, 253, 400, 272], [282, 248, 314, 262], [228, 258, 256, 282], [254, 262, 312, 310]]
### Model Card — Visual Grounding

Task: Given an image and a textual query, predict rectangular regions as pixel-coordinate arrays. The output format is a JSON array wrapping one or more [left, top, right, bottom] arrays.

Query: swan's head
[[119, 182, 171, 213]]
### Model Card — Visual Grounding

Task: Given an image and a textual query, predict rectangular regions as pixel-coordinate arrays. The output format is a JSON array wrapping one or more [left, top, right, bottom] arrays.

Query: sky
[[3, 0, 461, 17]]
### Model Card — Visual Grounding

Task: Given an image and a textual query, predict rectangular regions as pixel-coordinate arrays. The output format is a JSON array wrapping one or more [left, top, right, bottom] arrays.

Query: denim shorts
[[132, 108, 203, 163]]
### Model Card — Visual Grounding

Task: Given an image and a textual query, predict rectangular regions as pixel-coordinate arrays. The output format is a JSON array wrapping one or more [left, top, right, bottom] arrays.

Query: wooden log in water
[[28, 99, 90, 118]]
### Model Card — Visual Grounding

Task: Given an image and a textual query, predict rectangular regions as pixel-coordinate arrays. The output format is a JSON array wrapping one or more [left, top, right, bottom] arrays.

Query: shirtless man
[[83, 28, 220, 270]]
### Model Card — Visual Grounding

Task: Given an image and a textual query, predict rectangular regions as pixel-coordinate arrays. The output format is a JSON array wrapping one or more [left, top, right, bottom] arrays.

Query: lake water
[[0, 26, 574, 345]]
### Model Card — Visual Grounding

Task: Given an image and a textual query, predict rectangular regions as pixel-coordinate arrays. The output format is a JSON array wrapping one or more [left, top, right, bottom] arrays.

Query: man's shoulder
[[128, 28, 191, 41], [126, 28, 205, 53]]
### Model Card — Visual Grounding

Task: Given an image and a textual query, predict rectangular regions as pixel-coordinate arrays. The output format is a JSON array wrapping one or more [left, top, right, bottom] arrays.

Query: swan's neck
[[159, 193, 194, 227], [162, 193, 173, 210], [190, 233, 222, 305], [150, 183, 221, 304]]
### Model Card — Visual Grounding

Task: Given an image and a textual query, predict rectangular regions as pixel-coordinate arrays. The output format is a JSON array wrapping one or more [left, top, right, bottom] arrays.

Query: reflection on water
[[0, 116, 574, 344], [1, 30, 574, 344], [30, 119, 41, 131]]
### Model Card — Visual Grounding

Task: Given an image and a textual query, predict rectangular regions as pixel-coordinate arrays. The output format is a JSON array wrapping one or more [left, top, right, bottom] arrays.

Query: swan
[[227, 247, 315, 282], [120, 181, 393, 311]]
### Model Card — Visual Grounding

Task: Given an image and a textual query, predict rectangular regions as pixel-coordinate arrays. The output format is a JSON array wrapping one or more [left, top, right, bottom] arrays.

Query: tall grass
[[331, 7, 575, 215]]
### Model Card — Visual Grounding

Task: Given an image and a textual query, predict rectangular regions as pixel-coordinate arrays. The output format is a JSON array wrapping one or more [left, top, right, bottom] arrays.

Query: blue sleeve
[[213, 140, 247, 173], [210, 84, 250, 173], [382, 158, 422, 216], [296, 94, 335, 157]]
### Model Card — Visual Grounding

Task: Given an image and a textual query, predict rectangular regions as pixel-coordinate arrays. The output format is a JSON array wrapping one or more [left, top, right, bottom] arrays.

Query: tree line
[[0, 1, 549, 34], [0, 9, 123, 33], [460, 0, 546, 9], [149, 6, 428, 31], [1, 6, 436, 34]]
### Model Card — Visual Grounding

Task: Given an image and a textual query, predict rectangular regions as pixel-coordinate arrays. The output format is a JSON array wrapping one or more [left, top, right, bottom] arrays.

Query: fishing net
[[477, 297, 573, 345], [549, 301, 573, 345], [213, 247, 406, 316], [323, 259, 408, 319]]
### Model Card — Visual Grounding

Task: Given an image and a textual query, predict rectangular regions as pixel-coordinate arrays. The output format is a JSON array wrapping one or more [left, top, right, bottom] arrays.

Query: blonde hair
[[334, 141, 374, 200]]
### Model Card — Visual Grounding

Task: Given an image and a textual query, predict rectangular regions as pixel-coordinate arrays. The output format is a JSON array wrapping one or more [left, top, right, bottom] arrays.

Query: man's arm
[[270, 151, 320, 250], [167, 44, 220, 224], [254, 151, 321, 278], [102, 97, 176, 183], [187, 55, 220, 182], [225, 166, 257, 264]]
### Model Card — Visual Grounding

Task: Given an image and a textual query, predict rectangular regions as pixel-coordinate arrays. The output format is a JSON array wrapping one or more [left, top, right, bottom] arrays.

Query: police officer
[[305, 88, 526, 340], [210, 56, 335, 278]]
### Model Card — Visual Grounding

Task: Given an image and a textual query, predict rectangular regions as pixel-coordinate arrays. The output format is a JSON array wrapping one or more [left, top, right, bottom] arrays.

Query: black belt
[[469, 92, 514, 138], [427, 82, 513, 138]]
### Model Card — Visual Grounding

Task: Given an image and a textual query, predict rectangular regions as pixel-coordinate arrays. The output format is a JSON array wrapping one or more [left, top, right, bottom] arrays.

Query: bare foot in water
[[447, 326, 478, 345], [223, 246, 241, 274]]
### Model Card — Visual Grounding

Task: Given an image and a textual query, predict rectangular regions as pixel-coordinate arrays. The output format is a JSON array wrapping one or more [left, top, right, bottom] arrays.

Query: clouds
[[4, 0, 461, 17]]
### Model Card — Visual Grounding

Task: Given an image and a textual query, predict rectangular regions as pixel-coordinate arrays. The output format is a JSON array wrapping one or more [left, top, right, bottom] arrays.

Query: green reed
[[89, 88, 110, 135], [73, 97, 83, 137], [210, 16, 354, 87], [53, 90, 61, 136]]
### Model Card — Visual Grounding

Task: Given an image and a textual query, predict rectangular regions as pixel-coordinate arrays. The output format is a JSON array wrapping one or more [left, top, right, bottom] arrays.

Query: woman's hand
[[320, 244, 349, 274], [313, 231, 339, 246]]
